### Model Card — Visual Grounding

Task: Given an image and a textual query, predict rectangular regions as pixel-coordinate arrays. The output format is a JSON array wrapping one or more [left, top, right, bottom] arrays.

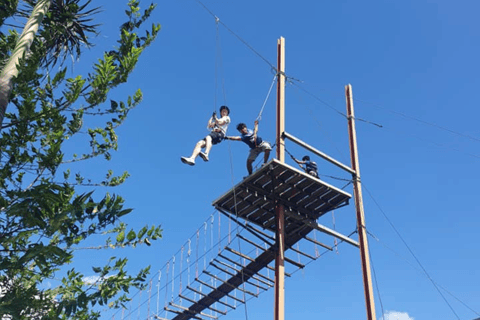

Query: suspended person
[[181, 105, 231, 166], [291, 155, 319, 178], [225, 120, 272, 175]]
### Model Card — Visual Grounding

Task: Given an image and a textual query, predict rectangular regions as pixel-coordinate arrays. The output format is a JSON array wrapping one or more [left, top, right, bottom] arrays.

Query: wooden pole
[[345, 84, 377, 320], [274, 36, 286, 320], [276, 37, 285, 162]]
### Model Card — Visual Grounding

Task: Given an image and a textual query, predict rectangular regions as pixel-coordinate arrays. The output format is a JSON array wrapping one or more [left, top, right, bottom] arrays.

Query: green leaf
[[116, 231, 125, 243], [126, 230, 136, 242], [137, 226, 147, 239]]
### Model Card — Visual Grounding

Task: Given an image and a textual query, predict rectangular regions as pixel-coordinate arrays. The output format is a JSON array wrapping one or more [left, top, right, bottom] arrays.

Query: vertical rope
[[218, 211, 221, 254], [203, 222, 207, 271], [137, 290, 142, 320], [332, 211, 339, 254], [228, 214, 231, 243], [265, 243, 270, 279], [164, 262, 170, 319], [215, 16, 228, 105], [313, 230, 320, 258], [210, 215, 214, 263], [171, 256, 175, 303], [129, 301, 132, 320], [180, 246, 184, 300], [196, 230, 200, 278], [156, 271, 161, 316], [224, 271, 228, 312], [187, 239, 192, 287], [147, 280, 152, 319], [214, 277, 218, 317], [213, 17, 219, 111], [256, 247, 260, 295], [296, 243, 301, 264]]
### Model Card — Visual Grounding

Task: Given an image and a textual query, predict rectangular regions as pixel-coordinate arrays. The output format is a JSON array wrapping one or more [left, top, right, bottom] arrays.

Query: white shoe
[[181, 156, 195, 166], [199, 152, 209, 162]]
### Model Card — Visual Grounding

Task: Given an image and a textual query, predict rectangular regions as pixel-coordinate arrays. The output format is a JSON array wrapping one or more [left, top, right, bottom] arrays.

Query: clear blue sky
[[64, 0, 480, 319]]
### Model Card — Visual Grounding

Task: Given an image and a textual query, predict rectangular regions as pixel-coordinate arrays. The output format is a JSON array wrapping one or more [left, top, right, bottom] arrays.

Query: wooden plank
[[214, 259, 274, 288], [224, 247, 292, 278], [165, 306, 203, 320], [304, 235, 333, 251], [217, 254, 274, 285], [186, 286, 236, 310], [170, 303, 216, 319], [237, 234, 304, 269], [210, 262, 269, 291], [289, 245, 317, 261], [204, 271, 258, 297], [178, 294, 227, 316], [194, 279, 244, 304]]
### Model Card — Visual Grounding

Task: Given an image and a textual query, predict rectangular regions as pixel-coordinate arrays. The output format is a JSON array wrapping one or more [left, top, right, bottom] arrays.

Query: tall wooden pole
[[276, 37, 285, 162], [345, 84, 377, 320], [274, 36, 286, 320]]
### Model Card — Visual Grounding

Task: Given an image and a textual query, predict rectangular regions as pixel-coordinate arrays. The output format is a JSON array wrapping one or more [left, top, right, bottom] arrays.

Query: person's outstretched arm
[[225, 136, 241, 141]]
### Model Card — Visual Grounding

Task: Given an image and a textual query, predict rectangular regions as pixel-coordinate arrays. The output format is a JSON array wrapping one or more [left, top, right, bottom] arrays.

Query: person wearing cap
[[225, 120, 271, 175], [181, 105, 231, 166], [291, 155, 319, 178]]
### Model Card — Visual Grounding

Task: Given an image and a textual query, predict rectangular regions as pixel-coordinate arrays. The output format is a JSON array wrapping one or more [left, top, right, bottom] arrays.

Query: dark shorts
[[206, 131, 225, 145], [308, 170, 318, 178]]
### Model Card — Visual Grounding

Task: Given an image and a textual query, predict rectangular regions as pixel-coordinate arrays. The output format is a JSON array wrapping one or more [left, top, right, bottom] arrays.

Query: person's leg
[[182, 139, 205, 165], [204, 135, 213, 156], [246, 148, 260, 175], [263, 149, 270, 163], [246, 159, 254, 175], [190, 139, 206, 159]]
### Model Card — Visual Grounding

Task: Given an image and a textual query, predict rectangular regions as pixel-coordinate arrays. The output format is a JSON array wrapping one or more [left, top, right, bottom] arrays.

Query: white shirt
[[210, 115, 230, 134]]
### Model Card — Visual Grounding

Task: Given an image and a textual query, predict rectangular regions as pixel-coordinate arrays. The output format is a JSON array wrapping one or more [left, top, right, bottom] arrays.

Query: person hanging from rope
[[291, 155, 319, 178], [181, 105, 231, 166], [225, 120, 272, 175]]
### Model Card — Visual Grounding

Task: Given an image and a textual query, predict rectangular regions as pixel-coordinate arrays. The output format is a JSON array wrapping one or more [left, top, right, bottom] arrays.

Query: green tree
[[0, 0, 162, 318]]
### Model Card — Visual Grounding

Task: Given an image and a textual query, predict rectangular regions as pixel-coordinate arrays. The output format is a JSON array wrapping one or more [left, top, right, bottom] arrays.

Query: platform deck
[[212, 159, 352, 234]]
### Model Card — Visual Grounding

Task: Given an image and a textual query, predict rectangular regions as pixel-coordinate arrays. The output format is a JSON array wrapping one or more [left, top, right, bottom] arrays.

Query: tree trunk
[[0, 0, 51, 128]]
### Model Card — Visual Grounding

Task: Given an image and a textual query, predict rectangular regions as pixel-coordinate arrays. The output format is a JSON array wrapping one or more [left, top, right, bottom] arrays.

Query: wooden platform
[[212, 159, 352, 234]]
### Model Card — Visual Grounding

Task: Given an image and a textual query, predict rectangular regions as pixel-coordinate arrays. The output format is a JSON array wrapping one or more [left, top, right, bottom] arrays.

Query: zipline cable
[[289, 81, 383, 128], [354, 97, 480, 143]]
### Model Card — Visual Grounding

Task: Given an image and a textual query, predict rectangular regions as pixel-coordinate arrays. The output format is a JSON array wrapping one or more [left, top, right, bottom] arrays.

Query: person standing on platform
[[291, 155, 319, 178], [181, 105, 231, 166], [225, 120, 272, 175]]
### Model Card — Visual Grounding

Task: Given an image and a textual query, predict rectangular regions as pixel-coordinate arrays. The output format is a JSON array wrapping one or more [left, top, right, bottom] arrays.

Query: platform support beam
[[274, 36, 286, 320], [282, 131, 356, 175], [346, 84, 377, 320]]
